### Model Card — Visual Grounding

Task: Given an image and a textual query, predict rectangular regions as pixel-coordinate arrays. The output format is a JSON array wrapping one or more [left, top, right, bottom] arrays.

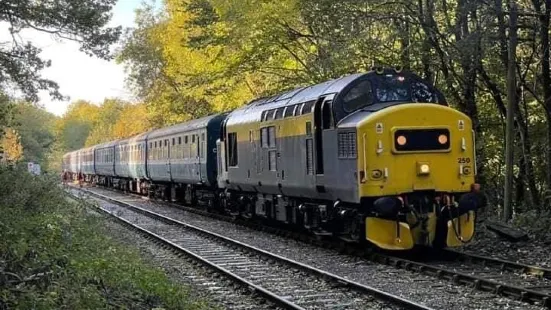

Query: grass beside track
[[0, 167, 214, 310]]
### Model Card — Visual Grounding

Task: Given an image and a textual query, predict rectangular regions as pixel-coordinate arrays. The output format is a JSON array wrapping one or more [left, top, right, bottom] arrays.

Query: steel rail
[[366, 252, 551, 307], [71, 186, 433, 310], [441, 248, 551, 279]]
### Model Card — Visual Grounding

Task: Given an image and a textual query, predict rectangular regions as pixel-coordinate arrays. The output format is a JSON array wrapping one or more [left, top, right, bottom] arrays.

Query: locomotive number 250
[[457, 157, 471, 164]]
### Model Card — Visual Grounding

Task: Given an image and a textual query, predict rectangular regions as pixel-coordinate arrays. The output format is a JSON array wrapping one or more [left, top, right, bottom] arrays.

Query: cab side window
[[342, 80, 373, 113]]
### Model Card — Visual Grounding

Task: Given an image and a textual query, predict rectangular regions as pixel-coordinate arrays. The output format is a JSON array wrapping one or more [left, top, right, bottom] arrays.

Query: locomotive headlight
[[417, 162, 430, 175], [462, 166, 471, 175], [438, 134, 448, 145], [396, 135, 407, 146]]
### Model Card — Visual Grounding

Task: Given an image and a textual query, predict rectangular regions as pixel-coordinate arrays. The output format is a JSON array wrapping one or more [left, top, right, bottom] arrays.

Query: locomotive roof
[[225, 72, 369, 126], [147, 113, 223, 139]]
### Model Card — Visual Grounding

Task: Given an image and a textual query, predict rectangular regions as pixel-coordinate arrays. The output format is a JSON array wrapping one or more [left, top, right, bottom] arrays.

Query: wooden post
[[503, 1, 517, 221]]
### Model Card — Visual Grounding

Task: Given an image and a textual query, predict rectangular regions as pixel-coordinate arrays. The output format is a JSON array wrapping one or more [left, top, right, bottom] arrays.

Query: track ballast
[[68, 185, 432, 310]]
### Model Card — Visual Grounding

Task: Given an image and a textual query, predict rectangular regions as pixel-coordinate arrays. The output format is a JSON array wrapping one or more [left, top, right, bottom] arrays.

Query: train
[[63, 68, 485, 250]]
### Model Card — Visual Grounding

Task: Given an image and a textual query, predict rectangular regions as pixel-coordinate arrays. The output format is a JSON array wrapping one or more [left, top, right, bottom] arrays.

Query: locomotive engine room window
[[301, 101, 315, 115], [274, 107, 284, 119], [295, 103, 303, 116], [228, 132, 238, 167], [266, 109, 275, 120], [284, 105, 295, 118], [343, 80, 373, 113]]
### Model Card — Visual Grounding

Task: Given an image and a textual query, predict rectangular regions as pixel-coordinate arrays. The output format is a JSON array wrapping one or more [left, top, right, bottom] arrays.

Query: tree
[[113, 103, 152, 139], [1, 128, 23, 163], [0, 0, 121, 103], [55, 100, 100, 151], [11, 102, 56, 168], [84, 98, 127, 146]]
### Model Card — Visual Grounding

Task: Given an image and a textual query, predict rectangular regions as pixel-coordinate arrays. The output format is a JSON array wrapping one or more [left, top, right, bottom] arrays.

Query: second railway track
[[68, 186, 432, 310]]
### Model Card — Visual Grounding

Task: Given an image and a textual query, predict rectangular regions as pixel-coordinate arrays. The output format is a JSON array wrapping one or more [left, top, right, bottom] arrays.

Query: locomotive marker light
[[438, 134, 448, 145], [396, 135, 407, 146]]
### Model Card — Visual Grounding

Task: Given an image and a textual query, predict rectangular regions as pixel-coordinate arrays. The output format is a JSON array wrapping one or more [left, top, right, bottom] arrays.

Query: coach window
[[261, 111, 268, 122], [178, 137, 182, 145], [228, 132, 238, 167], [343, 79, 373, 113], [192, 135, 195, 143], [172, 138, 175, 146], [185, 135, 188, 144]]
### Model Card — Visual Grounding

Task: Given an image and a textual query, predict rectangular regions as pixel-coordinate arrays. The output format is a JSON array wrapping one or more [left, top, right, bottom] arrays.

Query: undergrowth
[[0, 166, 213, 309]]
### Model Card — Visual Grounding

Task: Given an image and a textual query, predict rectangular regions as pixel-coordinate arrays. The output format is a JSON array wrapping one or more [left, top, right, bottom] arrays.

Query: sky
[[3, 0, 161, 116]]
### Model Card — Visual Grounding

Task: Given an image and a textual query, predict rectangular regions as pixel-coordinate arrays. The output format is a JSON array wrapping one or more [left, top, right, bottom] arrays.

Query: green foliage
[[11, 103, 57, 169], [0, 167, 213, 309], [0, 0, 121, 103]]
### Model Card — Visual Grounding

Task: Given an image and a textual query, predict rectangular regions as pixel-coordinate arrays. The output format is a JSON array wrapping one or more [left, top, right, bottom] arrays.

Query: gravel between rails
[[82, 186, 548, 310], [73, 189, 411, 310]]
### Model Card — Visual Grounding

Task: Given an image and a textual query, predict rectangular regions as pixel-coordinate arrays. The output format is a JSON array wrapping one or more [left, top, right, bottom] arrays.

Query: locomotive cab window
[[411, 81, 438, 103], [373, 74, 409, 102], [343, 80, 373, 113]]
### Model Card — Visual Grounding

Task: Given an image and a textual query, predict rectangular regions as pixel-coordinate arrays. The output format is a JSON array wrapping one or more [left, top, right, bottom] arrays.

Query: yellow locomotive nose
[[357, 103, 477, 250]]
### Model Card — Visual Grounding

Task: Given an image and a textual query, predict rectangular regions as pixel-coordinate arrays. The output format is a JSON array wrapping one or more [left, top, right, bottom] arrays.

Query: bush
[[0, 166, 213, 309], [512, 210, 551, 242]]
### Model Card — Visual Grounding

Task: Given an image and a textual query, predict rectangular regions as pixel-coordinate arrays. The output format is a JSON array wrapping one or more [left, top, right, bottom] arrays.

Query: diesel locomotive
[[63, 68, 484, 250]]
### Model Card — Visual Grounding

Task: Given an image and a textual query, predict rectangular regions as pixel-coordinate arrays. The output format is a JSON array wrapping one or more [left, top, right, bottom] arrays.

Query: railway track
[[72, 184, 551, 308], [68, 186, 432, 310], [370, 249, 551, 307]]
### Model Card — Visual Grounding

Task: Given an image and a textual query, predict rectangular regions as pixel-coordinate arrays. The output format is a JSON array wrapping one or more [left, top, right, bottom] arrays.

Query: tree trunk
[[542, 1, 551, 207], [503, 0, 518, 221]]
